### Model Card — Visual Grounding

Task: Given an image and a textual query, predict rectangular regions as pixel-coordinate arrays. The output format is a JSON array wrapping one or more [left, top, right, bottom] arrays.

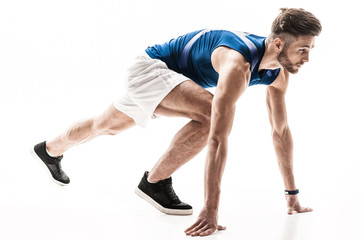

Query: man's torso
[[145, 29, 280, 88]]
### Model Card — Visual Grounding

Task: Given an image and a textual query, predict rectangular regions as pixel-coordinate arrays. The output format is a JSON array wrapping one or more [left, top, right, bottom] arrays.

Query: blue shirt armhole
[[263, 68, 281, 85]]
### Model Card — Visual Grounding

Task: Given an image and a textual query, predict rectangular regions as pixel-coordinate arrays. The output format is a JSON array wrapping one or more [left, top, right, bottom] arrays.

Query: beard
[[277, 48, 299, 74]]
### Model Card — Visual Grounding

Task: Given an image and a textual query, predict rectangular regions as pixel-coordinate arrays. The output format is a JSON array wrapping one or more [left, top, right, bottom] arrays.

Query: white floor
[[1, 170, 361, 240], [1, 123, 360, 240]]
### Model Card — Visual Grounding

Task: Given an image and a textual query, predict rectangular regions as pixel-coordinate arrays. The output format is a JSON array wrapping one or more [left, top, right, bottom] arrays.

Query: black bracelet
[[285, 189, 299, 195]]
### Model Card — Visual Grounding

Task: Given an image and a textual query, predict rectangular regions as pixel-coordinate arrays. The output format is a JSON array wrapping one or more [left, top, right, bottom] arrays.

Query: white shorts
[[113, 53, 189, 127]]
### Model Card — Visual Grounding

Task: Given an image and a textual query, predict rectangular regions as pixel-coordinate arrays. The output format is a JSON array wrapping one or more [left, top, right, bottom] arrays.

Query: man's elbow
[[208, 133, 228, 148], [271, 124, 291, 140]]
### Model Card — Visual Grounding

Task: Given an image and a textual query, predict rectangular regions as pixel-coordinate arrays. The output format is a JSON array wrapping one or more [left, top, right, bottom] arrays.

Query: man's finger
[[199, 228, 217, 237], [185, 221, 206, 235], [187, 223, 204, 235], [287, 208, 294, 215], [185, 220, 202, 233], [296, 207, 313, 213], [191, 224, 211, 237], [217, 225, 226, 231]]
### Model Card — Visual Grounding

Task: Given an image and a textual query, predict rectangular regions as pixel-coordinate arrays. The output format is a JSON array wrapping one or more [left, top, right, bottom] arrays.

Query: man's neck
[[259, 38, 282, 71]]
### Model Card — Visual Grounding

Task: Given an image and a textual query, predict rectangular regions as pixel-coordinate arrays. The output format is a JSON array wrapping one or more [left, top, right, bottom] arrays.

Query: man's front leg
[[134, 80, 213, 215], [135, 119, 210, 215]]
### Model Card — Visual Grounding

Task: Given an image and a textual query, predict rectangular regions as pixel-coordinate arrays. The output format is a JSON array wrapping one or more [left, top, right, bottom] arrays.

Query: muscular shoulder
[[269, 68, 289, 93], [211, 46, 250, 75]]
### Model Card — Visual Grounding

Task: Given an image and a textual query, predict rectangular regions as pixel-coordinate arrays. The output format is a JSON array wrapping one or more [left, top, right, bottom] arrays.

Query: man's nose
[[303, 53, 309, 63]]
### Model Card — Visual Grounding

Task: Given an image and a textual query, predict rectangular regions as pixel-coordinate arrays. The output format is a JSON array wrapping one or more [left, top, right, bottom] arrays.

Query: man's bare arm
[[267, 69, 312, 214], [185, 47, 250, 236]]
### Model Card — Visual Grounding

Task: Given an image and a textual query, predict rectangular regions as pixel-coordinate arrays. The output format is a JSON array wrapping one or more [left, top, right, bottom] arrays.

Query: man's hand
[[286, 195, 313, 215], [185, 208, 226, 237]]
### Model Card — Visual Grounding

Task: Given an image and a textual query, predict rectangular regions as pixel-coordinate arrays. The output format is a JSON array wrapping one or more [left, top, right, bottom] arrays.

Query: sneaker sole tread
[[135, 187, 193, 215]]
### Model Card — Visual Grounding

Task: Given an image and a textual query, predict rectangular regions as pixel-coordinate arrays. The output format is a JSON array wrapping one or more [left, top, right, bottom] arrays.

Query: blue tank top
[[145, 29, 280, 88]]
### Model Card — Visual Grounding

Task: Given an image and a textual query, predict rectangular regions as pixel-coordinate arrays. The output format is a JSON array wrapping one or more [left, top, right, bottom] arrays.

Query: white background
[[1, 0, 360, 239]]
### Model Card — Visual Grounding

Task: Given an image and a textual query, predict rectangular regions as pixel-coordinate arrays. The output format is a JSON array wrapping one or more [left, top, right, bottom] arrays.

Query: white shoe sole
[[135, 187, 193, 215], [30, 147, 69, 186]]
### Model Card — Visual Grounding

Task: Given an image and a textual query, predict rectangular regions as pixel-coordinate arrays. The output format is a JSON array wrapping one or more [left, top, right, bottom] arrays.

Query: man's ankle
[[45, 143, 62, 158], [147, 172, 166, 183]]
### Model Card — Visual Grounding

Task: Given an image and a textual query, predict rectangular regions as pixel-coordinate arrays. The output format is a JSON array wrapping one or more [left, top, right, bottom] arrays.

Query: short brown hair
[[270, 8, 322, 42]]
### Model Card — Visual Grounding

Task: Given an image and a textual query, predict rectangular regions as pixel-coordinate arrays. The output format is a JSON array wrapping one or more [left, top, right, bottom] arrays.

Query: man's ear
[[273, 38, 284, 53]]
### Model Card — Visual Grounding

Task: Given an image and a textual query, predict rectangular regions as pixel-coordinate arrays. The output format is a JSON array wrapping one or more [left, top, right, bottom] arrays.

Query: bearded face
[[276, 35, 316, 74], [277, 45, 300, 74]]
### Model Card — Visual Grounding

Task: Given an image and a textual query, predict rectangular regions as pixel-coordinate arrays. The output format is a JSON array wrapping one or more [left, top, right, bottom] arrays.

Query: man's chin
[[288, 69, 299, 74], [284, 66, 299, 74]]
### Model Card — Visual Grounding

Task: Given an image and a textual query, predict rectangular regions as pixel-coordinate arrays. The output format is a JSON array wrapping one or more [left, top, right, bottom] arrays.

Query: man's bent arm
[[185, 47, 250, 236]]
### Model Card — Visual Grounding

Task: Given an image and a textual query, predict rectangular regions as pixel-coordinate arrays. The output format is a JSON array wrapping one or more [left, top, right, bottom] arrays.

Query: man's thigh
[[155, 80, 213, 122]]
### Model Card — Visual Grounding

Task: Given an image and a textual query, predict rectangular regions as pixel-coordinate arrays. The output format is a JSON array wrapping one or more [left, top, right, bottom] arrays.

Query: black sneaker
[[32, 141, 70, 186], [135, 171, 193, 215]]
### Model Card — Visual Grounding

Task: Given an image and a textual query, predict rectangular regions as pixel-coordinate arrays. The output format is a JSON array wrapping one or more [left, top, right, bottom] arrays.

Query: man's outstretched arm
[[266, 69, 313, 214], [185, 47, 250, 237]]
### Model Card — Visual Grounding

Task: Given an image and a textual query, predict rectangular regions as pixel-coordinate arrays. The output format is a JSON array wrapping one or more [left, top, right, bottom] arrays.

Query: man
[[32, 8, 321, 237]]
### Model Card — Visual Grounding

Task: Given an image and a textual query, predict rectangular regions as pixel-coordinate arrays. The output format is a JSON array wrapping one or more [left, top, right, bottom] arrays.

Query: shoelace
[[163, 183, 180, 202], [57, 163, 64, 173], [48, 162, 64, 177]]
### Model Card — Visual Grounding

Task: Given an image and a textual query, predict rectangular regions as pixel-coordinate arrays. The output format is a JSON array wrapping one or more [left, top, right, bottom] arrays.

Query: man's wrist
[[202, 205, 219, 215], [284, 189, 299, 195], [204, 200, 219, 210]]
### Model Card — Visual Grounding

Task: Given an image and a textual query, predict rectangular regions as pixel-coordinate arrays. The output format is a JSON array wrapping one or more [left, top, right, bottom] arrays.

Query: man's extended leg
[[46, 105, 135, 157], [33, 105, 135, 185], [135, 80, 213, 215]]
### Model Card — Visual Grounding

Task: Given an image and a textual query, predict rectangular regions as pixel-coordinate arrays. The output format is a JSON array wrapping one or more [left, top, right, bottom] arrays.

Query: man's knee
[[92, 105, 135, 136], [198, 110, 211, 130], [195, 95, 212, 131], [200, 93, 213, 122]]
